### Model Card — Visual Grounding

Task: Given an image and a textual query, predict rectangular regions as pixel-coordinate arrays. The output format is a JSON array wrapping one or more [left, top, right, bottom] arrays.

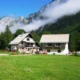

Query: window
[[47, 50, 50, 52], [47, 43, 52, 46], [57, 43, 61, 46], [27, 38, 30, 41], [58, 50, 61, 53], [27, 43, 30, 45], [55, 43, 61, 47]]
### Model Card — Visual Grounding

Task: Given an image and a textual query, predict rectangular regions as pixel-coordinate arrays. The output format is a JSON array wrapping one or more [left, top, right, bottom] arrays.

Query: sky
[[0, 0, 51, 17]]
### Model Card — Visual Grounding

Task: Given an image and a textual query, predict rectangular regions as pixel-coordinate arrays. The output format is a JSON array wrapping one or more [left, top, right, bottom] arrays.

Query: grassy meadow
[[0, 55, 80, 80]]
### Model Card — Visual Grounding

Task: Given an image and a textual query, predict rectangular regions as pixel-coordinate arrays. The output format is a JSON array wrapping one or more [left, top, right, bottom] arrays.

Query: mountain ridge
[[0, 15, 29, 32]]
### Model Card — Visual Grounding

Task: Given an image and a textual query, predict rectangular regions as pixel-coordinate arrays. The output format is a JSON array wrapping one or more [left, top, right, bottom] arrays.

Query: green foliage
[[0, 26, 13, 49], [0, 33, 6, 49], [14, 29, 26, 38], [31, 31, 40, 42], [5, 26, 13, 45], [42, 31, 51, 34], [75, 38, 80, 51], [69, 28, 80, 51]]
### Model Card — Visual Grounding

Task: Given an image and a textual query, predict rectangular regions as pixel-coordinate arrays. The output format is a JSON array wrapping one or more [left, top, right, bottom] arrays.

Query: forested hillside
[[38, 12, 80, 51]]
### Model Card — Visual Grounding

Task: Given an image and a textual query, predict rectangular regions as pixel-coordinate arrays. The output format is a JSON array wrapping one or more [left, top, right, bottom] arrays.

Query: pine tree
[[5, 26, 13, 45], [0, 26, 13, 49], [14, 29, 26, 38]]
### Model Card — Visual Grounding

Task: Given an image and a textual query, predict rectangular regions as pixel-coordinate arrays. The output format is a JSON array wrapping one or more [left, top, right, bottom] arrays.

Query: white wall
[[44, 43, 69, 55], [23, 36, 35, 43], [61, 43, 69, 55], [11, 45, 17, 51]]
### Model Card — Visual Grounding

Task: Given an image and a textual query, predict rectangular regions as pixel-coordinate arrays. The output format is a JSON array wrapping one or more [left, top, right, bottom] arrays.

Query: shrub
[[35, 51, 40, 54], [43, 52, 47, 54], [53, 53, 55, 55]]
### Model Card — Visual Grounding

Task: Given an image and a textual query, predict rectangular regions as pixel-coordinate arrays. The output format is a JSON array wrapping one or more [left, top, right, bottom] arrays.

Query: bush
[[35, 51, 40, 54], [53, 53, 55, 55], [43, 52, 47, 54]]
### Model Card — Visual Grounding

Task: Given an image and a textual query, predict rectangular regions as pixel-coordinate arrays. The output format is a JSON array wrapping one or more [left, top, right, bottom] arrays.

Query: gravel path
[[0, 54, 9, 56]]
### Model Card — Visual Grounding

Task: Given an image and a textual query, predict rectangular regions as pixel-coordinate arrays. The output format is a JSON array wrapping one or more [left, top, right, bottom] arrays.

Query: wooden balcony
[[41, 43, 65, 49]]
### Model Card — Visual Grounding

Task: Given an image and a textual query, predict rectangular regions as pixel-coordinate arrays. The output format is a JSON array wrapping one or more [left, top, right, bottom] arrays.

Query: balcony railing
[[41, 44, 65, 49]]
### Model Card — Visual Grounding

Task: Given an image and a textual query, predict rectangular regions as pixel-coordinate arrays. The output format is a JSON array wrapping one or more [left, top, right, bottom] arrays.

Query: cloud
[[1, 0, 80, 33], [0, 24, 6, 32], [42, 0, 80, 20], [23, 0, 80, 32], [10, 23, 25, 33]]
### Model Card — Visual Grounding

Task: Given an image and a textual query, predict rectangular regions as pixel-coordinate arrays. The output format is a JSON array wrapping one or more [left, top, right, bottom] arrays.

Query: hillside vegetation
[[38, 12, 80, 51]]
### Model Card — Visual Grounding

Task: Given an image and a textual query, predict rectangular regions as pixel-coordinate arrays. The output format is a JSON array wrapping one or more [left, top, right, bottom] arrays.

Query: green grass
[[0, 50, 12, 54], [0, 55, 80, 80], [0, 50, 31, 55]]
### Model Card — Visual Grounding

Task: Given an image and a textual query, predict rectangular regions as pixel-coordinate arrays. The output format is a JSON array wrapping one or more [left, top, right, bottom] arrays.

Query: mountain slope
[[0, 16, 29, 32], [37, 12, 80, 51], [28, 0, 67, 21], [40, 13, 80, 34]]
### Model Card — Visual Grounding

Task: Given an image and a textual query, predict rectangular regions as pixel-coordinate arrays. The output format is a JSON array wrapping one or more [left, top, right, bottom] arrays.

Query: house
[[9, 33, 40, 54], [40, 34, 70, 55]]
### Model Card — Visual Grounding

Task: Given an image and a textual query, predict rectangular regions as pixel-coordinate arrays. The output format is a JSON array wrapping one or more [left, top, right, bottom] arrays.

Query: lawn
[[0, 55, 80, 80]]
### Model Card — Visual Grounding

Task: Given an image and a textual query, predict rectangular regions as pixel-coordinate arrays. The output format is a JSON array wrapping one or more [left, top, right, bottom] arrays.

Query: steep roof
[[40, 34, 69, 43], [9, 33, 29, 45]]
